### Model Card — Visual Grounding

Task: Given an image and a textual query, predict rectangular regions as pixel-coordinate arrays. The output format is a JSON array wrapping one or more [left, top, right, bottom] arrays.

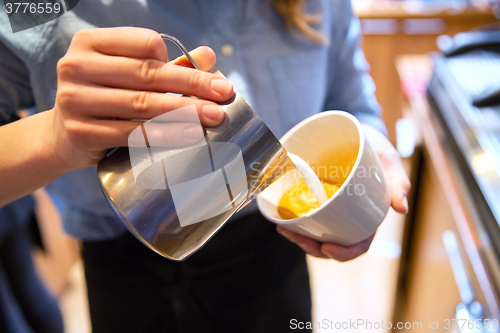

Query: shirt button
[[221, 44, 234, 57]]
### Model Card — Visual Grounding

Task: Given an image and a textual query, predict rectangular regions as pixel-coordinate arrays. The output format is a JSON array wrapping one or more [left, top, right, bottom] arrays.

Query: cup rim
[[257, 110, 365, 224]]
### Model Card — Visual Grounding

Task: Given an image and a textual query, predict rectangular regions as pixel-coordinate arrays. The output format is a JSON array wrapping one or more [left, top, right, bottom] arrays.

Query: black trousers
[[82, 212, 312, 333]]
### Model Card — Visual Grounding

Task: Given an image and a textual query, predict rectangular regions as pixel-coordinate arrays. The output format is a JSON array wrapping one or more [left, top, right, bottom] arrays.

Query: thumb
[[170, 46, 216, 72], [384, 152, 411, 214]]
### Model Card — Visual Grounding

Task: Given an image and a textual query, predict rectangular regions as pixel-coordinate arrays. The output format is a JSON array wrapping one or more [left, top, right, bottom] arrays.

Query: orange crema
[[277, 180, 341, 220]]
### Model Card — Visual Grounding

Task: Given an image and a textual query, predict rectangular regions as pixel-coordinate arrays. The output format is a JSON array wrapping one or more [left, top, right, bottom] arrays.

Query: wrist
[[36, 109, 76, 175], [0, 110, 75, 206]]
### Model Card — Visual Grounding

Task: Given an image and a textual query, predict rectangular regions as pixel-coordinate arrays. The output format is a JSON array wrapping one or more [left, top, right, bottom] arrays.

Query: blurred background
[[6, 0, 500, 332]]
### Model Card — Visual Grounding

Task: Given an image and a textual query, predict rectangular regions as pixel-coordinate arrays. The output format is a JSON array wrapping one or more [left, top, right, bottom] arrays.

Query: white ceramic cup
[[256, 111, 391, 246]]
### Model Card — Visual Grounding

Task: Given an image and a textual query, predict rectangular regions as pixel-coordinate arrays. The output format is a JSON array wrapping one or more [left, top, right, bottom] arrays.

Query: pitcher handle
[[159, 33, 201, 70]]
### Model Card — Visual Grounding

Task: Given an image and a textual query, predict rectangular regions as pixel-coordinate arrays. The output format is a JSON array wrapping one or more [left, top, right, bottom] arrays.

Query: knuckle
[[56, 86, 78, 109], [71, 29, 90, 44], [140, 59, 160, 85], [187, 72, 204, 90], [57, 56, 81, 80], [70, 29, 94, 50], [162, 129, 176, 146], [64, 119, 89, 144], [180, 96, 198, 110], [131, 91, 151, 114], [143, 32, 166, 59]]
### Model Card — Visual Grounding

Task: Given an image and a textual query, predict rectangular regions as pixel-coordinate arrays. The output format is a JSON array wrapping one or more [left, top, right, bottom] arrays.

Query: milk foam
[[288, 153, 329, 205]]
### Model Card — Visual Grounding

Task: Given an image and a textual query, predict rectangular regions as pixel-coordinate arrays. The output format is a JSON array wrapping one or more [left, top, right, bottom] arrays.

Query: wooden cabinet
[[393, 55, 500, 332], [354, 1, 498, 144]]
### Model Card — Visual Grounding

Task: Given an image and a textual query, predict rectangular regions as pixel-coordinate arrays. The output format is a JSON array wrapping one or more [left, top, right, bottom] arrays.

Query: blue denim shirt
[[0, 0, 384, 240]]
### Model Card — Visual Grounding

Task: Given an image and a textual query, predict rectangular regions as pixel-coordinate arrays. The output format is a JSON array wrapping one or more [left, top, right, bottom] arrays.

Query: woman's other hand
[[277, 124, 410, 261]]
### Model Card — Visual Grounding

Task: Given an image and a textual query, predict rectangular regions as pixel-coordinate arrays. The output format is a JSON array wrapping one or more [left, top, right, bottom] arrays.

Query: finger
[[276, 226, 329, 258], [71, 27, 168, 62], [64, 119, 143, 151], [58, 85, 225, 127], [64, 55, 233, 102], [321, 234, 375, 262], [170, 46, 216, 72], [391, 177, 410, 214], [130, 121, 205, 147], [361, 123, 411, 214], [383, 153, 411, 214], [65, 119, 207, 151]]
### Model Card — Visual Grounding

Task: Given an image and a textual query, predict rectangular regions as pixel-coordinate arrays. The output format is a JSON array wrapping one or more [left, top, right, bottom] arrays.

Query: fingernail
[[323, 252, 334, 258], [211, 78, 233, 96], [402, 196, 409, 212], [202, 104, 225, 121], [183, 125, 204, 140]]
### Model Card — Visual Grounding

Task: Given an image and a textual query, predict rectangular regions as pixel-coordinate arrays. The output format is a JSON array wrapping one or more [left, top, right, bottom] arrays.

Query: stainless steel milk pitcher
[[96, 34, 294, 260]]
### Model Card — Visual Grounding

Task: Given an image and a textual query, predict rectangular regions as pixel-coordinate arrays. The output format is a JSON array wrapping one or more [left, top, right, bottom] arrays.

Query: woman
[[0, 0, 410, 331]]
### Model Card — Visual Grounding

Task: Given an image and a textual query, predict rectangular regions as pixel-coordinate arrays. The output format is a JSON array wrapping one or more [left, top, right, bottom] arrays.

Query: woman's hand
[[0, 27, 234, 207], [48, 27, 233, 169], [276, 124, 411, 261]]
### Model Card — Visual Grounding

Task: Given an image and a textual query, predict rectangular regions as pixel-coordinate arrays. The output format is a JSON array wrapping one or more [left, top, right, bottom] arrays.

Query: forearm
[[0, 110, 73, 207]]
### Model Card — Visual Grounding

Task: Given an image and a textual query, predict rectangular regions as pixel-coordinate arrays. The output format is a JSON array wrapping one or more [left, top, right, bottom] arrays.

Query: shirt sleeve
[[323, 0, 387, 135], [0, 40, 34, 125]]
